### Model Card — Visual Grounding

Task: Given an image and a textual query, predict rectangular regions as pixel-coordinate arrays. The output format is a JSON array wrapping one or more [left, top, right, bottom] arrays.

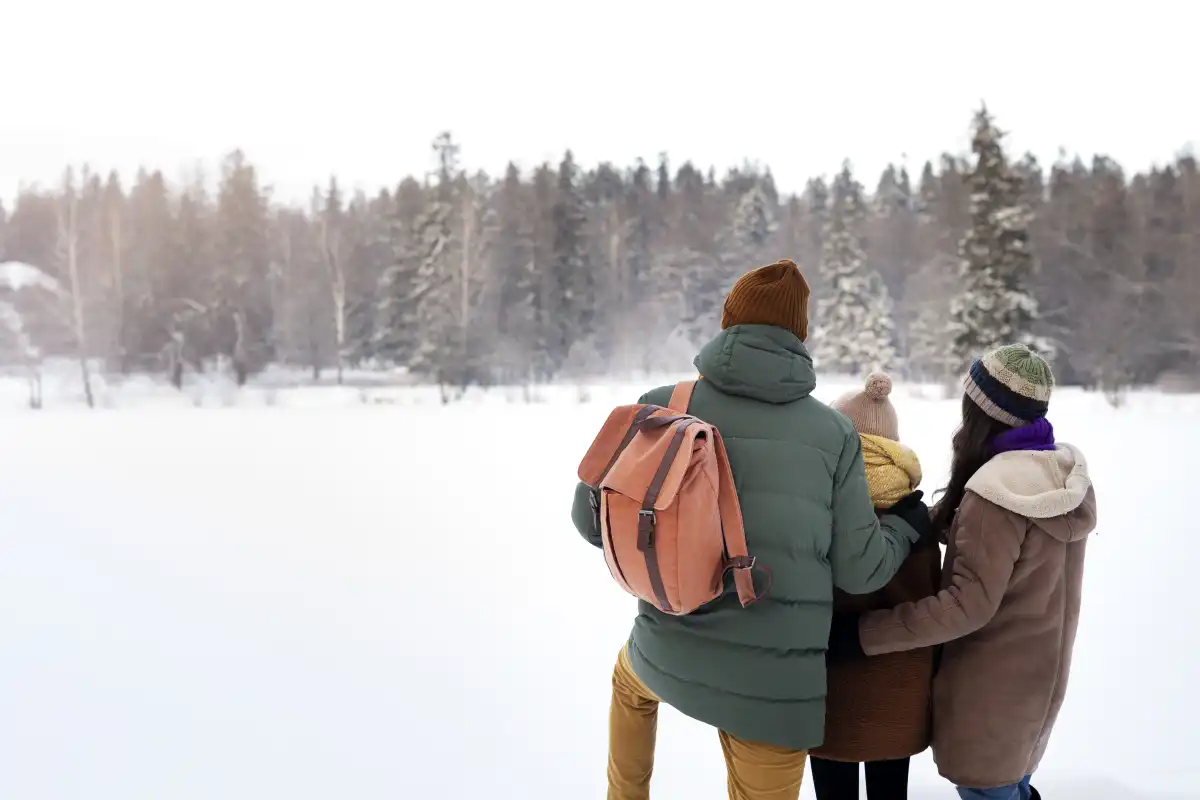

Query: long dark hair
[[931, 395, 1014, 538]]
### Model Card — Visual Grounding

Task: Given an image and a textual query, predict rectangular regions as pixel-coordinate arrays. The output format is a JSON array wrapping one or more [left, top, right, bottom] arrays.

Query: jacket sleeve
[[859, 492, 1027, 655], [829, 430, 917, 595], [571, 480, 603, 548]]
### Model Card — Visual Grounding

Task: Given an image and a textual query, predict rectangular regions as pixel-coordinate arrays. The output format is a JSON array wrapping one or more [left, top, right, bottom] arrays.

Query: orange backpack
[[577, 380, 767, 616]]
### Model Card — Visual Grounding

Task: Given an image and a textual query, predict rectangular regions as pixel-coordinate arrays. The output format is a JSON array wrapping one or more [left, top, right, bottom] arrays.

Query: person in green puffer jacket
[[570, 259, 929, 800]]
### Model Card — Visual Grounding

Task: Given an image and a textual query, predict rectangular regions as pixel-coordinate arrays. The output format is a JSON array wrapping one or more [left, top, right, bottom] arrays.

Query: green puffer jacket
[[571, 324, 919, 750]]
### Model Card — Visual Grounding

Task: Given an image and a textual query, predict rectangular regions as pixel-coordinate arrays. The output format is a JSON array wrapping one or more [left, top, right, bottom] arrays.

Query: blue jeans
[[956, 775, 1032, 800]]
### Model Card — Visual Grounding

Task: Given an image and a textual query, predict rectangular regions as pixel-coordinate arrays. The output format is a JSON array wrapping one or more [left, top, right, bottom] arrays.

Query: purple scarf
[[991, 417, 1056, 455]]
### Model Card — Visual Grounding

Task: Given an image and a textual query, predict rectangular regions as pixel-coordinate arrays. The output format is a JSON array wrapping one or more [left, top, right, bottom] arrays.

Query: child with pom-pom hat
[[808, 373, 942, 800]]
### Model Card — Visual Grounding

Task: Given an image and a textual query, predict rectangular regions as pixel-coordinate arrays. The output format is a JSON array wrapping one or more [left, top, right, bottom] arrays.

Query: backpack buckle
[[727, 555, 756, 570], [637, 509, 656, 550]]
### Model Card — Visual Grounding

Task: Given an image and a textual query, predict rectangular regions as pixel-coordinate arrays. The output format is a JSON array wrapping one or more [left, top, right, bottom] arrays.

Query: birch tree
[[103, 172, 127, 370], [319, 177, 348, 383], [56, 168, 94, 407]]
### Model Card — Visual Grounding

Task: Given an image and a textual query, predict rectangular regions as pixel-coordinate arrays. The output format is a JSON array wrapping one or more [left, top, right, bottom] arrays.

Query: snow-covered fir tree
[[729, 180, 777, 268], [907, 301, 956, 383], [814, 161, 897, 375], [213, 151, 273, 382], [372, 192, 423, 366], [405, 196, 458, 385], [862, 270, 898, 367], [341, 189, 391, 367], [672, 179, 778, 349], [870, 164, 918, 300], [407, 134, 472, 391], [804, 176, 829, 242], [549, 150, 594, 374], [491, 163, 539, 381], [665, 247, 724, 350], [456, 171, 498, 384], [948, 106, 1048, 373], [373, 134, 467, 387]]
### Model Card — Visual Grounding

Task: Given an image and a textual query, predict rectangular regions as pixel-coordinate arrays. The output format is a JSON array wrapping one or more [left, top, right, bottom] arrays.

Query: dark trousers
[[810, 756, 910, 800]]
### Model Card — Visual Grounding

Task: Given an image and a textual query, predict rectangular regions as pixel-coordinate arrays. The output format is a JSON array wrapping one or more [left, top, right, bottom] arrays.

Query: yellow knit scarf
[[859, 434, 923, 509]]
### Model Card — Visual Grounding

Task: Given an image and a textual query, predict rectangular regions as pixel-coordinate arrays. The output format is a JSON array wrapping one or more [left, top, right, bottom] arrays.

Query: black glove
[[826, 613, 866, 661], [884, 490, 934, 546]]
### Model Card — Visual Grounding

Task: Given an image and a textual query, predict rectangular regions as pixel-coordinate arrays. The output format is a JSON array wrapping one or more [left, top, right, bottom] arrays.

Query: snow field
[[0, 381, 1195, 798]]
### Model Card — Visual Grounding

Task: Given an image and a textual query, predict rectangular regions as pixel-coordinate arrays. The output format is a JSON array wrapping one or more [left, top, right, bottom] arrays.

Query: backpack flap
[[600, 418, 704, 512], [577, 404, 657, 488]]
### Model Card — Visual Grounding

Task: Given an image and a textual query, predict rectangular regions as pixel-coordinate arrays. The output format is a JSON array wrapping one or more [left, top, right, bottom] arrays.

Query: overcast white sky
[[2, 1, 1196, 205]]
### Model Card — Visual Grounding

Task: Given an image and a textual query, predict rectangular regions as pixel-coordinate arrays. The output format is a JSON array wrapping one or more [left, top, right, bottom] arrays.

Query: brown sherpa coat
[[859, 444, 1097, 789], [811, 530, 941, 763]]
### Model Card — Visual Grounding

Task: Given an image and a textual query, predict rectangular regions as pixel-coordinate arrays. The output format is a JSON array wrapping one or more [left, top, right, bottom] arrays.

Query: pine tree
[[802, 177, 829, 272], [165, 178, 214, 383], [1078, 157, 1144, 395], [948, 107, 1047, 373], [549, 150, 593, 375], [125, 170, 174, 368], [906, 301, 956, 383], [491, 163, 538, 380], [372, 158, 460, 374], [456, 170, 497, 384], [870, 163, 918, 301], [586, 163, 629, 365], [649, 162, 717, 352], [728, 180, 777, 269], [272, 199, 328, 377], [624, 159, 657, 298], [373, 182, 428, 366], [676, 173, 739, 352], [339, 189, 389, 366], [527, 163, 558, 380], [406, 133, 466, 393], [406, 198, 457, 387], [814, 161, 897, 375], [675, 178, 778, 350], [214, 150, 272, 383]]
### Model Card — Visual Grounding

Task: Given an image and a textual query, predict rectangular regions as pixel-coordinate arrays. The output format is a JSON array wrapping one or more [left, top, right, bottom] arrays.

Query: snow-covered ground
[[0, 378, 1196, 799]]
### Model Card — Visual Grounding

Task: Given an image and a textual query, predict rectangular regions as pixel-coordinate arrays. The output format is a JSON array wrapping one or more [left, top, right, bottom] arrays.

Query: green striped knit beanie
[[964, 344, 1054, 427]]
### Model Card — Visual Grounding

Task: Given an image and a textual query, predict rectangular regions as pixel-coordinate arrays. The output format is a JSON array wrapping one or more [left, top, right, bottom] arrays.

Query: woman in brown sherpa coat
[[810, 374, 941, 800], [829, 345, 1098, 800]]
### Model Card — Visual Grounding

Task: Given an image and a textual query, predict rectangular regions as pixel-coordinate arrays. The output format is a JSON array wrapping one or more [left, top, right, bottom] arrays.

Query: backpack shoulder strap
[[668, 380, 697, 413], [713, 429, 770, 608]]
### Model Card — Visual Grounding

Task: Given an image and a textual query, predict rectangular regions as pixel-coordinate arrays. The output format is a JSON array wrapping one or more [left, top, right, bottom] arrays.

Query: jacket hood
[[965, 443, 1097, 543], [694, 324, 816, 405]]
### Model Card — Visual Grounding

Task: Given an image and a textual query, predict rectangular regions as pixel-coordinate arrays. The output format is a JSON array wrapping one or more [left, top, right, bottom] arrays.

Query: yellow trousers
[[608, 645, 808, 800]]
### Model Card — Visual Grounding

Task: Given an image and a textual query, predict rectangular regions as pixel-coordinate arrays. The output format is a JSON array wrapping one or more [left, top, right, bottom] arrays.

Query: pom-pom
[[864, 372, 893, 400]]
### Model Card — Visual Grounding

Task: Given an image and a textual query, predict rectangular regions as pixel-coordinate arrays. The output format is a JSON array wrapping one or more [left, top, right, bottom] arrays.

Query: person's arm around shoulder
[[829, 426, 917, 594], [858, 491, 1027, 655]]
